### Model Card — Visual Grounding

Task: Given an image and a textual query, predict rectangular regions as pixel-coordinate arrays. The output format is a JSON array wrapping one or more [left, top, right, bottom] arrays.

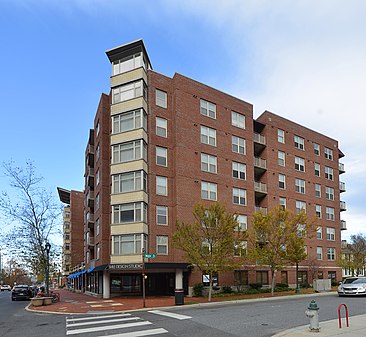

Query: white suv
[[1, 285, 12, 291]]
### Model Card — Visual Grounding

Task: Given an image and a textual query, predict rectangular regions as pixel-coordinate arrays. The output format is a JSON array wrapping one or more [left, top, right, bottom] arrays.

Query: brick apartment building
[[63, 39, 346, 298]]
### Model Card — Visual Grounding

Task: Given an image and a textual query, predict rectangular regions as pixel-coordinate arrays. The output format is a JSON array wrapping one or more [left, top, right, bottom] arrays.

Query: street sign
[[144, 253, 156, 258]]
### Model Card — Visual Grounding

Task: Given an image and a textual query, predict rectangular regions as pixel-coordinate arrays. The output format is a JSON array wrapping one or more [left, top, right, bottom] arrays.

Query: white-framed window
[[279, 174, 286, 189], [232, 161, 246, 180], [95, 193, 100, 210], [234, 241, 247, 257], [200, 99, 216, 119], [324, 147, 333, 160], [96, 144, 100, 162], [96, 218, 100, 236], [296, 200, 306, 214], [112, 139, 147, 164], [314, 143, 320, 156], [236, 215, 247, 231], [96, 169, 100, 186], [315, 184, 321, 197], [232, 111, 245, 129], [112, 52, 144, 75], [96, 121, 100, 136], [201, 126, 216, 146], [279, 197, 286, 209], [294, 135, 304, 150], [156, 89, 167, 108], [278, 151, 285, 166], [201, 181, 217, 201], [326, 227, 335, 241], [316, 247, 323, 260], [325, 166, 334, 180], [327, 247, 336, 261], [112, 109, 147, 134], [314, 163, 320, 177], [112, 80, 146, 104], [156, 117, 167, 137], [295, 156, 305, 172], [326, 207, 335, 221], [96, 243, 100, 260], [232, 136, 246, 154], [157, 235, 168, 255], [233, 188, 246, 205], [113, 202, 147, 224], [156, 176, 168, 196], [201, 153, 217, 173], [156, 206, 168, 225], [315, 204, 322, 218], [112, 170, 147, 194], [112, 233, 146, 255], [317, 227, 322, 239], [325, 186, 334, 200], [156, 146, 168, 167], [295, 178, 306, 194], [278, 129, 285, 143]]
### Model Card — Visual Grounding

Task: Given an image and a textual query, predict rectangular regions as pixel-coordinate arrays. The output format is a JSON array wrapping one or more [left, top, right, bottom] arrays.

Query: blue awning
[[86, 267, 95, 273]]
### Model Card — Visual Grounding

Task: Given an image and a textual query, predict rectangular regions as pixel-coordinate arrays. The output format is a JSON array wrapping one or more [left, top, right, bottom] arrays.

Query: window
[[156, 206, 168, 225], [232, 162, 246, 180], [112, 139, 147, 164], [112, 234, 145, 255], [113, 202, 147, 224], [234, 241, 247, 256], [325, 186, 334, 200], [200, 126, 216, 146], [294, 135, 304, 150], [232, 136, 246, 154], [316, 247, 322, 260], [156, 117, 167, 137], [314, 163, 320, 177], [233, 188, 246, 205], [326, 207, 335, 221], [295, 157, 305, 172], [112, 170, 147, 194], [96, 144, 100, 161], [112, 109, 147, 134], [200, 99, 216, 119], [201, 153, 217, 173], [298, 271, 308, 286], [327, 248, 336, 261], [236, 215, 247, 231], [279, 174, 286, 189], [278, 151, 285, 166], [317, 227, 322, 239], [156, 89, 167, 108], [201, 181, 217, 200], [295, 178, 306, 194], [256, 271, 269, 285], [95, 193, 100, 210], [296, 200, 306, 214], [325, 166, 334, 180], [315, 204, 322, 218], [157, 235, 168, 255], [314, 143, 320, 155], [156, 146, 167, 166], [112, 53, 144, 75], [96, 170, 100, 186], [315, 184, 321, 197], [278, 129, 285, 143], [232, 111, 245, 129], [96, 121, 100, 136], [96, 218, 100, 236], [328, 271, 337, 281], [112, 80, 146, 104], [279, 197, 286, 209], [156, 176, 168, 196], [326, 227, 335, 241], [234, 270, 248, 287], [96, 243, 100, 260], [324, 147, 333, 160]]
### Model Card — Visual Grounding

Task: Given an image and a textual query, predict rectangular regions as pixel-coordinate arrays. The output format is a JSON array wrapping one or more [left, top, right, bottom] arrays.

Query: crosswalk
[[65, 312, 174, 336]]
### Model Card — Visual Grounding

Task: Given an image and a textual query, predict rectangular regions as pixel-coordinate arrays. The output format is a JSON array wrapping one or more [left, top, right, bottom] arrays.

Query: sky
[[0, 0, 365, 243]]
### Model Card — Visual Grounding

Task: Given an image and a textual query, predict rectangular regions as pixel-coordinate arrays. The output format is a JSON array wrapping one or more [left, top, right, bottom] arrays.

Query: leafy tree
[[0, 161, 61, 280], [248, 206, 317, 296], [173, 202, 247, 302], [338, 234, 366, 276]]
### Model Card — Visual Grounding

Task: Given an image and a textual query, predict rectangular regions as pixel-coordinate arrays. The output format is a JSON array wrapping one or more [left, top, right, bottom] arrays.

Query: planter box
[[30, 297, 44, 307], [43, 297, 53, 305]]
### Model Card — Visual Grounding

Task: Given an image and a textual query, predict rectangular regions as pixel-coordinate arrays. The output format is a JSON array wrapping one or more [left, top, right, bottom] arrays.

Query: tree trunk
[[208, 272, 213, 302], [271, 270, 276, 296]]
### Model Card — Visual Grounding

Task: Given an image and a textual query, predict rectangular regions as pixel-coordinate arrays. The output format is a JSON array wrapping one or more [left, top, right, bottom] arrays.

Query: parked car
[[11, 285, 33, 301], [1, 285, 12, 291], [338, 277, 366, 296]]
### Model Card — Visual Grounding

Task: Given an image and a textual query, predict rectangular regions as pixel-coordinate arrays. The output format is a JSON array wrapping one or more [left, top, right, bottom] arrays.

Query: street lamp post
[[45, 242, 51, 297]]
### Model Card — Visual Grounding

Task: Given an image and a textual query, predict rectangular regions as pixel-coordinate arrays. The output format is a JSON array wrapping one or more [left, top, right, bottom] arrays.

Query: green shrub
[[249, 283, 262, 290], [221, 285, 233, 294], [193, 283, 204, 297]]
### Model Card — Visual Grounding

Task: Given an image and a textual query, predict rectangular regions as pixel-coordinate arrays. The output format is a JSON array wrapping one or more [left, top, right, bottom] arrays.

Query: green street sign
[[144, 253, 156, 258]]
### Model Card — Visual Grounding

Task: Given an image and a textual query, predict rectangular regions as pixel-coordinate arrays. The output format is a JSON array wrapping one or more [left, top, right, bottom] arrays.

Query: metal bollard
[[305, 300, 320, 332]]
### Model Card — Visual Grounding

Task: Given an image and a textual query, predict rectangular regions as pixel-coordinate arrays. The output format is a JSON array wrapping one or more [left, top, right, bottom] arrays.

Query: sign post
[[142, 248, 146, 308]]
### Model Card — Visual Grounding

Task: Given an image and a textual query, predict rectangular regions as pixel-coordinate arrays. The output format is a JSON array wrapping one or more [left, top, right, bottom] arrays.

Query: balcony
[[339, 181, 346, 193], [340, 220, 347, 230], [88, 143, 94, 154], [255, 206, 267, 214], [339, 162, 345, 174], [87, 236, 95, 249], [340, 201, 347, 211], [87, 213, 94, 229], [87, 191, 94, 209], [254, 157, 267, 180], [254, 133, 266, 155]]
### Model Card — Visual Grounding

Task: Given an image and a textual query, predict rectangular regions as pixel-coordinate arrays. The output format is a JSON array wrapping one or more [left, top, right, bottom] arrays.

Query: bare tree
[[0, 160, 61, 280]]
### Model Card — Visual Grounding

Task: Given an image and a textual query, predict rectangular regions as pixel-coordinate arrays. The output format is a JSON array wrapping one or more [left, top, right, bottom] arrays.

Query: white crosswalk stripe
[[66, 313, 168, 336], [148, 310, 192, 320]]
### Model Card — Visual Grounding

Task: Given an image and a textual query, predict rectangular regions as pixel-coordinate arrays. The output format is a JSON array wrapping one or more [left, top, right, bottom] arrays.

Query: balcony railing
[[340, 220, 347, 230], [339, 162, 345, 174], [340, 201, 347, 211], [255, 206, 267, 214], [254, 157, 267, 170], [254, 181, 267, 194], [254, 133, 266, 145], [339, 181, 346, 192]]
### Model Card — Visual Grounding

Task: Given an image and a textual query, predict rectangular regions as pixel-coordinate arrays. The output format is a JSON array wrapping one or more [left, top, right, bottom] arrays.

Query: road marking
[[67, 316, 139, 327], [66, 313, 131, 322], [66, 321, 152, 335], [148, 310, 192, 320], [96, 328, 168, 337]]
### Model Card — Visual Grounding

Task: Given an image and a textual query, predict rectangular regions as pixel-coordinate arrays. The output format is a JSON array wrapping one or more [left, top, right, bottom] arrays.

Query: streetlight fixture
[[45, 242, 51, 297]]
